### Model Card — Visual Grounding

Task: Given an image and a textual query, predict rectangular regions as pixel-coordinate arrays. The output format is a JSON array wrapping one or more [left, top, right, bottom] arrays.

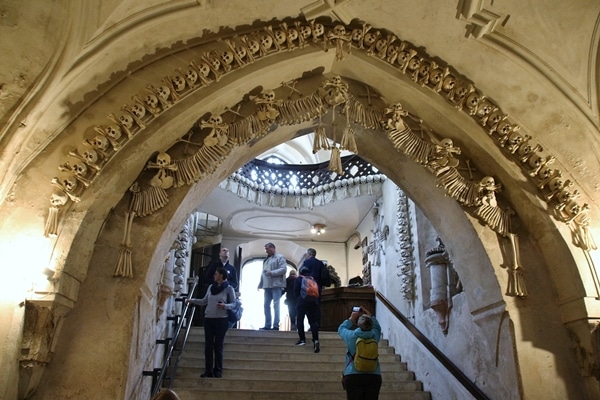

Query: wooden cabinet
[[320, 286, 376, 331]]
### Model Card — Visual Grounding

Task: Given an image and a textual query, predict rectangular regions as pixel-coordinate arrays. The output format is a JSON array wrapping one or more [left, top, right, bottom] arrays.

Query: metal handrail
[[376, 291, 491, 400], [148, 276, 199, 398]]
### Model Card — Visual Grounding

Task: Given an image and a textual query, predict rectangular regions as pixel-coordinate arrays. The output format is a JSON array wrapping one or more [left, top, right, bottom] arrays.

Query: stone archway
[[10, 19, 592, 399]]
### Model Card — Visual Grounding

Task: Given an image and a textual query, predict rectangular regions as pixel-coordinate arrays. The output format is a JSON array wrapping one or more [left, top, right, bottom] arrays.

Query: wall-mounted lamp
[[311, 223, 326, 235]]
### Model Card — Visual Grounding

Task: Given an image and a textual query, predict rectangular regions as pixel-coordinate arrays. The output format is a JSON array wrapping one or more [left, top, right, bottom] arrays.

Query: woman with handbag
[[186, 267, 236, 378]]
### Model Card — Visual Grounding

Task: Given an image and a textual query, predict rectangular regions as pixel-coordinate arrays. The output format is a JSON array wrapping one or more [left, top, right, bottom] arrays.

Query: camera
[[352, 306, 361, 312]]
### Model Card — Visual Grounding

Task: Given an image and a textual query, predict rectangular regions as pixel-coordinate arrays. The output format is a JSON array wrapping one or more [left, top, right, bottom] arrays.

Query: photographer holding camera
[[338, 306, 382, 400]]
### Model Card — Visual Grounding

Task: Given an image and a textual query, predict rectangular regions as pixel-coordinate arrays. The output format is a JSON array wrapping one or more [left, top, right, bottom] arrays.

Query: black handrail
[[148, 276, 199, 398], [376, 291, 491, 400]]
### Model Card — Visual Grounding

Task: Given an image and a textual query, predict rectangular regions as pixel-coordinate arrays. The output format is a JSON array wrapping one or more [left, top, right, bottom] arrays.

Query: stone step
[[173, 368, 416, 382], [173, 388, 431, 400], [179, 349, 400, 363], [169, 327, 431, 400], [173, 375, 423, 392]]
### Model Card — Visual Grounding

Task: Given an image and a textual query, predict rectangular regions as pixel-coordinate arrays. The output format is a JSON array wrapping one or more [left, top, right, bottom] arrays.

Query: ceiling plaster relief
[[25, 17, 600, 396]]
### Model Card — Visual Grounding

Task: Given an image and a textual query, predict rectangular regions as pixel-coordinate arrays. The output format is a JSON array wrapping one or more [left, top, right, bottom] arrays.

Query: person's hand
[[266, 271, 272, 277], [217, 301, 225, 309], [360, 307, 372, 316]]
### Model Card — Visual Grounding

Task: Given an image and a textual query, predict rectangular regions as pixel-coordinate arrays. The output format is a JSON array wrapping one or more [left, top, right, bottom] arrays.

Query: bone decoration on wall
[[44, 18, 593, 261]]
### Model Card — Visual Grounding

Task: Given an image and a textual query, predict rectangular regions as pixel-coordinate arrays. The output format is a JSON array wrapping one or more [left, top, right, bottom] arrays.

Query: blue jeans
[[263, 287, 282, 329]]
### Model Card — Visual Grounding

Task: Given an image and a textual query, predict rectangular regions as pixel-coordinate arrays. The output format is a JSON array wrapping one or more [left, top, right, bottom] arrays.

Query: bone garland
[[328, 147, 343, 175], [473, 176, 513, 237], [504, 233, 528, 297], [48, 19, 590, 250], [339, 104, 358, 153], [387, 126, 436, 165], [128, 183, 169, 217], [435, 167, 480, 206], [114, 211, 136, 278]]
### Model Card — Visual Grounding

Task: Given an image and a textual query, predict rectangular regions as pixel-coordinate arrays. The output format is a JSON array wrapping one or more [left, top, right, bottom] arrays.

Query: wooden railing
[[376, 291, 491, 400]]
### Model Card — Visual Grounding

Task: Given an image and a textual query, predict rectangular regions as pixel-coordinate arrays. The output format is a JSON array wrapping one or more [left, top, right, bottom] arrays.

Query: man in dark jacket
[[294, 265, 321, 353], [300, 248, 330, 293], [204, 248, 239, 292]]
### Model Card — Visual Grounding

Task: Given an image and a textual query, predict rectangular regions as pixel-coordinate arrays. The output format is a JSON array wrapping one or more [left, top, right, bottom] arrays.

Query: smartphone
[[352, 306, 361, 312]]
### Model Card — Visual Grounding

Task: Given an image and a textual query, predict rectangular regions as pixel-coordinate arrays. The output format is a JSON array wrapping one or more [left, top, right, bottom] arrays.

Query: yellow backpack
[[353, 337, 379, 372]]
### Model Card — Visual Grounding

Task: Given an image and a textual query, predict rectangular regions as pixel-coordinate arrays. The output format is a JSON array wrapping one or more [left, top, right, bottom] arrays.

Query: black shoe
[[259, 326, 271, 330], [295, 340, 306, 346], [213, 373, 222, 378], [272, 327, 279, 331], [200, 372, 213, 378], [314, 340, 320, 353]]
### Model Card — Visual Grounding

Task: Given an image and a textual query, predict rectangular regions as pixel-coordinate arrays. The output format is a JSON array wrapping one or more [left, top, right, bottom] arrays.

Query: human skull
[[330, 75, 343, 86], [497, 121, 514, 136], [465, 92, 481, 109], [476, 100, 494, 117], [333, 25, 346, 36], [172, 75, 186, 92], [71, 162, 88, 177], [548, 177, 564, 192], [454, 83, 469, 99], [312, 23, 324, 38], [487, 110, 504, 127], [197, 62, 211, 77], [287, 28, 298, 42], [210, 57, 221, 71], [260, 34, 273, 49], [185, 69, 198, 84], [63, 177, 78, 192], [429, 68, 444, 85], [351, 28, 364, 42], [418, 63, 430, 77], [156, 152, 171, 167], [364, 32, 378, 46], [263, 90, 276, 103], [221, 50, 235, 65], [480, 176, 495, 189], [274, 30, 286, 44], [528, 154, 543, 169], [209, 113, 223, 125], [235, 45, 247, 60], [564, 200, 581, 216], [83, 148, 99, 164], [91, 135, 109, 151], [408, 57, 421, 71], [537, 166, 553, 180], [50, 192, 68, 207], [397, 51, 411, 66], [442, 75, 456, 92], [440, 138, 454, 148], [300, 25, 312, 39], [157, 86, 171, 100], [145, 94, 159, 109], [119, 114, 134, 129], [131, 103, 146, 118], [386, 45, 398, 60], [247, 39, 260, 54], [375, 39, 388, 53], [106, 125, 122, 140]]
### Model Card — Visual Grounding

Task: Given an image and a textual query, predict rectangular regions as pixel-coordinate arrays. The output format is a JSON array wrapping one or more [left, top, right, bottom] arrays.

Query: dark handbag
[[227, 309, 238, 323]]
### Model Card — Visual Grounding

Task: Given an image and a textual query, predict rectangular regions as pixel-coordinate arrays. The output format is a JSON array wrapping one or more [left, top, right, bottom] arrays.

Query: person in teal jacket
[[338, 306, 382, 400]]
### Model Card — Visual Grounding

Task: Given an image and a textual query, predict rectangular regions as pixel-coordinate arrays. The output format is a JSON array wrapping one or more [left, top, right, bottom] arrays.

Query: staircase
[[169, 327, 431, 400]]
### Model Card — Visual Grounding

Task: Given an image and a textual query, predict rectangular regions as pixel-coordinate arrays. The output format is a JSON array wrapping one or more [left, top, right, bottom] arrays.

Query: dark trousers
[[296, 302, 320, 342], [343, 374, 382, 400], [286, 299, 297, 328], [203, 317, 229, 376]]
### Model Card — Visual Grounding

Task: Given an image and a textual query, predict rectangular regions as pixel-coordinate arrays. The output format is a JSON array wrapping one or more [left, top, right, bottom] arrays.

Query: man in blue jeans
[[257, 242, 287, 330]]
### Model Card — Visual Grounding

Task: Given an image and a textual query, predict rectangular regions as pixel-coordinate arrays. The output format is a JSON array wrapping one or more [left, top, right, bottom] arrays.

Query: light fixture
[[311, 223, 326, 235]]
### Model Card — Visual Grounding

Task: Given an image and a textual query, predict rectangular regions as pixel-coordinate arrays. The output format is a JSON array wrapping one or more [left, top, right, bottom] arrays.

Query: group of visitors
[[186, 241, 383, 399]]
